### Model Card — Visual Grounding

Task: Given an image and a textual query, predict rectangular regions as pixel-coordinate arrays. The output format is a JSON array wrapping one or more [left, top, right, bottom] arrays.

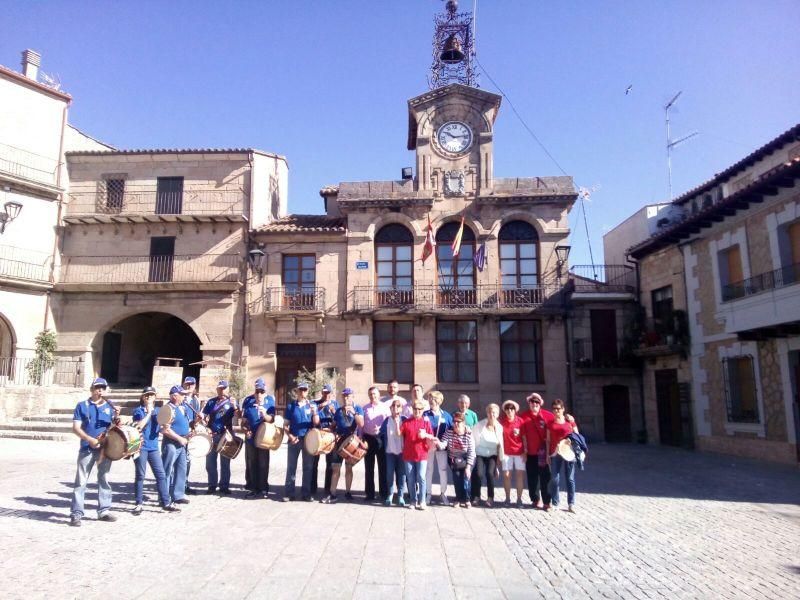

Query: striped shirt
[[443, 427, 476, 468]]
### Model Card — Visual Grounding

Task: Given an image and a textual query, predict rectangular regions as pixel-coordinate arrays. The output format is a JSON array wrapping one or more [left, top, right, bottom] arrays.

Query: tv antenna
[[665, 91, 699, 199]]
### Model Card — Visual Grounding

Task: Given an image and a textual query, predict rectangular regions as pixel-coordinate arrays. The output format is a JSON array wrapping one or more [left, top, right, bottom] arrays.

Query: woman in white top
[[470, 403, 504, 507]]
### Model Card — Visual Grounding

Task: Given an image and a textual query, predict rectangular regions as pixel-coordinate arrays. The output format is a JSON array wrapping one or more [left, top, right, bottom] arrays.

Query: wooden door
[[275, 344, 316, 412], [101, 331, 122, 383], [591, 309, 618, 366], [603, 385, 631, 442], [655, 369, 682, 446]]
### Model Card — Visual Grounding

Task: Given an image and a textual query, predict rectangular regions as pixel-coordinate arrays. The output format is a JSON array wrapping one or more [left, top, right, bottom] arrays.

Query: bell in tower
[[429, 0, 477, 89]]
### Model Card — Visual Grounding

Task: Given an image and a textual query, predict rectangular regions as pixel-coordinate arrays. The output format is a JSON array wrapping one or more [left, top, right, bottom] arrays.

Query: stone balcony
[[55, 253, 242, 292]]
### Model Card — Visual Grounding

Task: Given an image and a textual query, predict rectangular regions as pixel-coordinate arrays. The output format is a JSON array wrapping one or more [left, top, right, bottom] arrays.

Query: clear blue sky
[[3, 1, 799, 265]]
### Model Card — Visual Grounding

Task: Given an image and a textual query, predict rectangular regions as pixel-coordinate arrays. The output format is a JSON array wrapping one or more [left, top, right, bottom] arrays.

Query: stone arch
[[365, 212, 424, 240], [489, 212, 547, 239], [92, 311, 202, 387], [0, 312, 15, 359]]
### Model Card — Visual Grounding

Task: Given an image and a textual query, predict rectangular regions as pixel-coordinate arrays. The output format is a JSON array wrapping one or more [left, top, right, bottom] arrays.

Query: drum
[[156, 403, 175, 426], [216, 429, 244, 460], [304, 428, 337, 456], [187, 424, 213, 459], [104, 425, 142, 461], [255, 415, 285, 451], [337, 433, 368, 466]]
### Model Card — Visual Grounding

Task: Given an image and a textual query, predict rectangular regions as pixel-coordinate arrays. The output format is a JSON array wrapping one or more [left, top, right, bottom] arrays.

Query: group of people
[[68, 376, 584, 526]]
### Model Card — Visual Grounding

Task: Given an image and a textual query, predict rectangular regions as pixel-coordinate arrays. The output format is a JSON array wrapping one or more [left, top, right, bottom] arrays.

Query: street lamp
[[247, 247, 265, 278], [0, 201, 23, 234], [555, 244, 571, 280]]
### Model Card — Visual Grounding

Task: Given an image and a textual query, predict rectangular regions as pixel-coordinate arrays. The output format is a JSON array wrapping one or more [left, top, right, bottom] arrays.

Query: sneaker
[[568, 505, 576, 514], [98, 513, 117, 522], [329, 495, 338, 504], [465, 501, 472, 509], [174, 498, 190, 505], [384, 497, 392, 507], [132, 504, 143, 515], [440, 494, 451, 507], [459, 502, 466, 508], [69, 516, 81, 527], [534, 501, 543, 509], [280, 496, 291, 503], [162, 504, 181, 513], [398, 498, 406, 507], [417, 502, 427, 511], [406, 501, 415, 509]]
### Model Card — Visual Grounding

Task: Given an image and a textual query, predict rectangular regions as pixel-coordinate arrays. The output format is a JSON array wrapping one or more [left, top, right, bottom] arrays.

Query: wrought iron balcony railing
[[0, 142, 59, 186], [0, 245, 52, 283], [66, 186, 247, 217], [572, 338, 636, 370], [569, 264, 636, 293], [636, 310, 689, 351], [59, 254, 241, 284], [251, 286, 326, 314], [350, 284, 559, 312], [722, 262, 800, 302], [0, 356, 83, 388]]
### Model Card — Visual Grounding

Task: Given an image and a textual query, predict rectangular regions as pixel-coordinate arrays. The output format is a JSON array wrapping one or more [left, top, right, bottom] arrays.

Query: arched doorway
[[0, 313, 15, 378], [98, 312, 202, 387], [603, 384, 632, 442]]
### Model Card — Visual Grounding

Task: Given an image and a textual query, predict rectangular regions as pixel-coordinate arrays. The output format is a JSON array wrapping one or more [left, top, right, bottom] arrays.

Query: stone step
[[22, 414, 74, 423], [0, 421, 74, 433], [0, 429, 73, 442]]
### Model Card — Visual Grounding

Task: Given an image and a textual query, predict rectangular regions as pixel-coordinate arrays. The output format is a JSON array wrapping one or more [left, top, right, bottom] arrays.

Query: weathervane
[[428, 0, 478, 89]]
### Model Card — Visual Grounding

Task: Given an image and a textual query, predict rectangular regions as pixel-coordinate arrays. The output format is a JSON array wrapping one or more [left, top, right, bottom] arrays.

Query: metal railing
[[59, 254, 241, 284], [569, 264, 636, 293], [0, 245, 52, 282], [66, 186, 247, 216], [639, 312, 689, 348], [0, 356, 83, 388], [722, 262, 800, 302], [0, 142, 59, 186], [350, 283, 559, 311], [251, 286, 326, 313], [573, 338, 635, 369]]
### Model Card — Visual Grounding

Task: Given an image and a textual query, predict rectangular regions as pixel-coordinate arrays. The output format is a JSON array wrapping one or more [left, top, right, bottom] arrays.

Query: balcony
[[64, 186, 247, 223], [349, 283, 561, 313], [722, 262, 800, 302], [251, 286, 326, 315], [572, 338, 637, 375], [0, 245, 52, 287], [0, 142, 59, 188], [568, 264, 636, 295], [633, 311, 689, 358], [56, 254, 242, 292]]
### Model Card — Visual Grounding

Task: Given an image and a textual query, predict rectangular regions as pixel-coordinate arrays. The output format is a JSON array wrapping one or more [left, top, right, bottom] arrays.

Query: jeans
[[285, 438, 313, 498], [526, 454, 552, 505], [162, 441, 188, 503], [385, 452, 406, 499], [451, 464, 471, 502], [363, 434, 387, 500], [206, 443, 232, 491], [425, 447, 449, 500], [134, 448, 170, 506], [549, 455, 576, 507], [311, 452, 334, 495], [70, 448, 112, 518], [471, 455, 497, 501], [404, 460, 427, 506], [245, 443, 270, 493]]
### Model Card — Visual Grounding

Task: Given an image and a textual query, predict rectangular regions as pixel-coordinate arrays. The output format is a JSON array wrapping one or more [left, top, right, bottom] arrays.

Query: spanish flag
[[451, 216, 465, 257], [421, 214, 436, 263]]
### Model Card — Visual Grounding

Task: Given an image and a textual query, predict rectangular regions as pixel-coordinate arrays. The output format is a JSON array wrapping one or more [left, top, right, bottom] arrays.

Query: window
[[148, 236, 175, 282], [373, 321, 413, 383], [722, 356, 759, 423], [375, 224, 414, 306], [437, 320, 477, 383], [156, 177, 184, 214], [282, 254, 316, 309], [499, 320, 542, 384], [105, 179, 125, 212], [498, 221, 539, 306], [719, 245, 744, 301], [777, 219, 800, 287], [651, 286, 674, 335], [436, 221, 476, 306]]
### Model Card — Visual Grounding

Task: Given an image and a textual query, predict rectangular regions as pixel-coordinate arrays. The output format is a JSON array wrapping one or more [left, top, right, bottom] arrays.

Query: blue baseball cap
[[296, 381, 309, 390], [322, 384, 333, 393], [141, 386, 156, 395], [170, 385, 189, 395], [216, 380, 228, 389], [91, 377, 108, 388], [254, 378, 266, 390], [342, 387, 354, 396], [183, 376, 196, 385]]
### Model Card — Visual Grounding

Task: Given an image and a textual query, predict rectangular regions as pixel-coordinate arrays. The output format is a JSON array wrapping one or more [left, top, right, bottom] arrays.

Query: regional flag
[[421, 214, 435, 263], [473, 241, 486, 271], [451, 216, 465, 257]]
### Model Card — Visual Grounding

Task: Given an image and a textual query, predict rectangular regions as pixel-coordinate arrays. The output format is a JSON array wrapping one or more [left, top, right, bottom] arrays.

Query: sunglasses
[[504, 407, 516, 411]]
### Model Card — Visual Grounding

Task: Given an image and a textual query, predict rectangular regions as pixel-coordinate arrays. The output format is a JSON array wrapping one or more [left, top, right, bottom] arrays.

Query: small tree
[[226, 366, 246, 401], [27, 329, 57, 386], [293, 367, 342, 400]]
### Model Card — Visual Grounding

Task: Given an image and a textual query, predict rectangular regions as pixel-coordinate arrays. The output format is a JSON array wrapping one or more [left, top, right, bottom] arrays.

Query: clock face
[[436, 121, 473, 154]]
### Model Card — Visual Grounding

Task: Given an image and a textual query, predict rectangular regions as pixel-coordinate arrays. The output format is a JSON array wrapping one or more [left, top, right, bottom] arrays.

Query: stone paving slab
[[0, 439, 797, 599]]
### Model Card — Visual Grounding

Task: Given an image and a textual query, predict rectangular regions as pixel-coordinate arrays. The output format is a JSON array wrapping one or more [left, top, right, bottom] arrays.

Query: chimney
[[21, 49, 41, 81]]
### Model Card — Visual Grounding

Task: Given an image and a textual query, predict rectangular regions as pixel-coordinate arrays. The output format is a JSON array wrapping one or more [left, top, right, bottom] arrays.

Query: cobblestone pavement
[[0, 439, 797, 599]]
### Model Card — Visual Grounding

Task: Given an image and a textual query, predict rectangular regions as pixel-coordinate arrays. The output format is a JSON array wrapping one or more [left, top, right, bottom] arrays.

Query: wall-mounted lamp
[[248, 246, 266, 279], [0, 200, 23, 234], [555, 244, 571, 279]]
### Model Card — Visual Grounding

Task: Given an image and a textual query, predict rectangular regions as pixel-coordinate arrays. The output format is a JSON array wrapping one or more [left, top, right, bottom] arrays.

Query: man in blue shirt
[[182, 376, 201, 495], [69, 377, 119, 526], [310, 384, 338, 498], [132, 386, 179, 514], [202, 380, 236, 495], [241, 377, 276, 498], [161, 385, 193, 505], [322, 387, 364, 503], [283, 381, 316, 501]]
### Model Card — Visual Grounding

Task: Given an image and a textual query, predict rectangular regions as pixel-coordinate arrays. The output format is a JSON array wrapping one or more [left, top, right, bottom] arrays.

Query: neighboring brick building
[[627, 124, 800, 464]]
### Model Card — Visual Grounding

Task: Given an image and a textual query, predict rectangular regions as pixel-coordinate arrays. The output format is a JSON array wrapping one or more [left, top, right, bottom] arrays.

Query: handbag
[[452, 455, 468, 470]]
